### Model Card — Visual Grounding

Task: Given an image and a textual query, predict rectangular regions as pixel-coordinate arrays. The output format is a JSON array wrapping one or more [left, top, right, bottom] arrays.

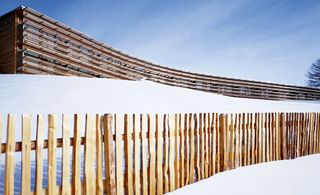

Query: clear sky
[[1, 0, 320, 86]]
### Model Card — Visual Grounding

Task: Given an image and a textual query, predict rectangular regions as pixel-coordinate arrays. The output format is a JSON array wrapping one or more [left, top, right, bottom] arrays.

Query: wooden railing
[[0, 112, 319, 194]]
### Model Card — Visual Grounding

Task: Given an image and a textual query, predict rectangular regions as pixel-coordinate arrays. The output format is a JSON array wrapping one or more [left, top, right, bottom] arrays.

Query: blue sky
[[1, 0, 320, 86]]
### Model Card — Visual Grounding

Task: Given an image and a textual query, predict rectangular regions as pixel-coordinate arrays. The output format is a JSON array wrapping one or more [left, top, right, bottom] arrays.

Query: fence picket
[[156, 114, 163, 195], [115, 114, 124, 195], [179, 114, 185, 187], [21, 114, 31, 195], [164, 114, 170, 193], [141, 114, 148, 195], [62, 115, 71, 195], [148, 114, 156, 195], [96, 115, 103, 195], [104, 114, 116, 195], [124, 114, 133, 195], [168, 114, 176, 191], [5, 114, 16, 195], [36, 115, 44, 195], [48, 114, 57, 195], [72, 115, 82, 195], [174, 114, 179, 189], [85, 114, 96, 194], [189, 113, 195, 183]]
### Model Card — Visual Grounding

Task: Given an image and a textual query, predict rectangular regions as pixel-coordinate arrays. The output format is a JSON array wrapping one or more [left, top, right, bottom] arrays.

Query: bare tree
[[306, 59, 320, 88]]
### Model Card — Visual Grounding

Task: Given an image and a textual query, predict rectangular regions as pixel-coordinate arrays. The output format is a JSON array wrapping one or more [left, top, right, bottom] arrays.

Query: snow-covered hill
[[0, 74, 319, 114]]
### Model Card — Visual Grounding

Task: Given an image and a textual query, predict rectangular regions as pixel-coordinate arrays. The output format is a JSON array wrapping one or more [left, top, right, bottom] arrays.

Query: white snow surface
[[0, 74, 319, 115], [169, 154, 320, 195]]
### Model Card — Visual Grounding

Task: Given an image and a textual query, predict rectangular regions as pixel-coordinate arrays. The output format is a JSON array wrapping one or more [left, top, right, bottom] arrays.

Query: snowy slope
[[0, 74, 319, 115], [169, 154, 320, 195]]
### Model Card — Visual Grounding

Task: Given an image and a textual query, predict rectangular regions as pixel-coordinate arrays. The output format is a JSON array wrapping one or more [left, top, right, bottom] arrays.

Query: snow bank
[[0, 74, 319, 115], [169, 154, 320, 195]]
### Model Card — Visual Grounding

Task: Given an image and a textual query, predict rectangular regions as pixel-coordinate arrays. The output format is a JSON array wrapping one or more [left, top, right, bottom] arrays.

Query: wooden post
[[36, 115, 44, 195], [168, 114, 176, 191], [72, 115, 82, 195], [174, 114, 179, 188], [5, 114, 16, 195], [104, 114, 116, 195], [85, 114, 96, 194], [133, 114, 140, 195], [184, 114, 190, 185], [156, 114, 163, 195], [179, 114, 185, 187], [21, 114, 31, 195], [141, 114, 148, 195], [62, 114, 71, 195], [115, 114, 124, 195], [219, 114, 225, 171], [148, 114, 156, 195], [124, 114, 133, 195], [189, 113, 195, 183], [96, 115, 103, 195], [48, 114, 57, 195], [164, 114, 170, 193]]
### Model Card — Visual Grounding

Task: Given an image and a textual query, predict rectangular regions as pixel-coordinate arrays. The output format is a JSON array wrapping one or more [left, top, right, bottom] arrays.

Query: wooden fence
[[0, 112, 319, 194]]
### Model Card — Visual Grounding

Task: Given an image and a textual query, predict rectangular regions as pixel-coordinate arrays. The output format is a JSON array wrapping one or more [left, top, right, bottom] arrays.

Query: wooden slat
[[229, 114, 234, 169], [215, 113, 220, 173], [194, 113, 200, 181], [208, 113, 212, 176], [179, 114, 185, 186], [96, 115, 103, 195], [168, 114, 176, 191], [133, 114, 140, 195], [36, 115, 44, 195], [141, 114, 148, 195], [103, 114, 116, 195], [189, 113, 195, 182], [48, 114, 57, 195], [184, 114, 190, 185], [85, 114, 96, 194], [200, 113, 205, 179], [115, 114, 124, 195], [124, 114, 133, 195], [5, 114, 16, 195], [174, 114, 179, 189], [72, 114, 82, 195], [163, 114, 169, 193], [156, 114, 163, 195], [148, 114, 156, 195], [219, 114, 225, 172], [21, 114, 31, 195], [62, 114, 71, 195], [235, 114, 240, 168]]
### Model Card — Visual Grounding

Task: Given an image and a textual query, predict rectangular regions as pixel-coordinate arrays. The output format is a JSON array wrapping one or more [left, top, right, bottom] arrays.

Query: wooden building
[[0, 6, 319, 100]]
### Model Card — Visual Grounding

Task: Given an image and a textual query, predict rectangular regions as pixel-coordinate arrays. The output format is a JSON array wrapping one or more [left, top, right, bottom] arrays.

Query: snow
[[0, 74, 319, 194], [169, 154, 320, 195], [0, 74, 319, 115]]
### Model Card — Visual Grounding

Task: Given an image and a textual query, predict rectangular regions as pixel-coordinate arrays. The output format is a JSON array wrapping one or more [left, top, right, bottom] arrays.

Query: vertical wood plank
[[141, 114, 148, 195], [48, 114, 57, 195], [62, 114, 71, 195], [208, 113, 212, 176], [5, 114, 16, 195], [115, 114, 124, 195], [124, 114, 133, 195], [72, 114, 82, 195], [184, 114, 190, 185], [174, 114, 179, 189], [179, 114, 185, 187], [168, 114, 176, 191], [21, 114, 31, 195], [219, 114, 225, 172], [104, 114, 116, 195], [215, 113, 220, 173], [148, 114, 156, 195], [199, 113, 204, 179], [85, 114, 96, 194], [163, 114, 169, 193], [204, 113, 209, 178], [156, 114, 163, 195], [229, 114, 234, 169], [36, 115, 44, 195], [189, 113, 195, 183], [133, 114, 140, 195], [96, 115, 103, 195]]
